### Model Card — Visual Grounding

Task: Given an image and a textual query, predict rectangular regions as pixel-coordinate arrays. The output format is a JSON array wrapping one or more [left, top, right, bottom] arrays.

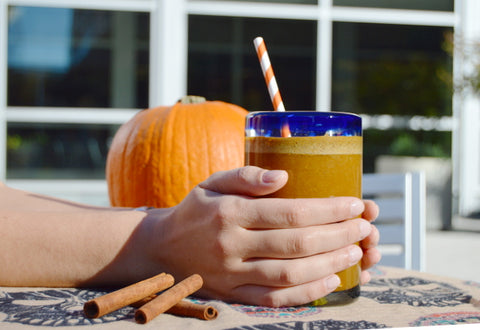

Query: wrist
[[80, 208, 171, 286], [128, 208, 174, 281]]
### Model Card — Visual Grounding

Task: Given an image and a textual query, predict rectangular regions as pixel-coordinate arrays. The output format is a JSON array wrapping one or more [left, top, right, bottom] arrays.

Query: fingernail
[[350, 200, 363, 217], [348, 245, 362, 264], [262, 170, 285, 184], [359, 220, 372, 239], [326, 275, 341, 291]]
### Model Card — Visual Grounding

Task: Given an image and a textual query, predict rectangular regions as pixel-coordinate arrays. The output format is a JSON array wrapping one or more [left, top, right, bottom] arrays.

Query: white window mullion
[[6, 107, 139, 124], [451, 0, 463, 215], [0, 0, 8, 182], [187, 1, 317, 20], [149, 1, 160, 107], [455, 0, 480, 216], [317, 0, 332, 112], [187, 2, 455, 28], [331, 6, 456, 27], [150, 0, 187, 107]]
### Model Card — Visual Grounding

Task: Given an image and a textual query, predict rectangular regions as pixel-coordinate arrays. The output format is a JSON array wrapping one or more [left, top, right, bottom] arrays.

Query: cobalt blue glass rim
[[245, 111, 362, 137]]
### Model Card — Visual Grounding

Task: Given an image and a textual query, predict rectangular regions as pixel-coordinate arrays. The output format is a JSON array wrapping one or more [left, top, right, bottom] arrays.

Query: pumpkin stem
[[178, 95, 207, 104]]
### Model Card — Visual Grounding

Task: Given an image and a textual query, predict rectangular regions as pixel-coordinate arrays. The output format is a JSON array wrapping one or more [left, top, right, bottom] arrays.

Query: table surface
[[0, 266, 479, 329]]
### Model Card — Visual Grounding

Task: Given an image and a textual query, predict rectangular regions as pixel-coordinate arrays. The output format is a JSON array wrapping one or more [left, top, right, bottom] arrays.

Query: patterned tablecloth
[[0, 266, 479, 329]]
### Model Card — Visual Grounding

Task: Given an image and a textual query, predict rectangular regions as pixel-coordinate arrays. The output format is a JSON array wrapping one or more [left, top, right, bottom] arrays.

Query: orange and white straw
[[254, 37, 285, 112]]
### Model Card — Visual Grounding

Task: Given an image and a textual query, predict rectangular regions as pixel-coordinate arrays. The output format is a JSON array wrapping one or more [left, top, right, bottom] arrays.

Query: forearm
[[0, 185, 167, 287]]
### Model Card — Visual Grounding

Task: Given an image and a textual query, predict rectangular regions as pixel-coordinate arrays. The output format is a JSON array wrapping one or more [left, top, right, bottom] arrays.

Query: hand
[[151, 166, 380, 307]]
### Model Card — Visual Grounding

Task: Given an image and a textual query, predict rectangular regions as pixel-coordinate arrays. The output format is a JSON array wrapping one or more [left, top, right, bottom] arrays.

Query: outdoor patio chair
[[363, 172, 426, 271]]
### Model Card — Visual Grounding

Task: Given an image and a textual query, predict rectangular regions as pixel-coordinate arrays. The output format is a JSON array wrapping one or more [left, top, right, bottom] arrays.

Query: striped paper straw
[[253, 37, 285, 111]]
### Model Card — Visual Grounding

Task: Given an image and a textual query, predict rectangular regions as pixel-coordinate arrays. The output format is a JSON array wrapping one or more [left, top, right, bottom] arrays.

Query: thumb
[[199, 166, 288, 197]]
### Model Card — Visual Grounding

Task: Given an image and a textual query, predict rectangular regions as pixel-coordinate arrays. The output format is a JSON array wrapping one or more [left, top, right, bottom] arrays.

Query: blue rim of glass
[[245, 111, 362, 137]]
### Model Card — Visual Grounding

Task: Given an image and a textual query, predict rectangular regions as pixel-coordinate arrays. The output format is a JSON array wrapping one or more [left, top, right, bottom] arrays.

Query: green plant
[[390, 133, 449, 158], [7, 134, 22, 151]]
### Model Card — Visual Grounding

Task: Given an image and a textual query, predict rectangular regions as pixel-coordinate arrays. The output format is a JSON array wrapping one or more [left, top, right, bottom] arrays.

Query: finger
[[361, 246, 382, 270], [242, 219, 372, 259], [360, 224, 380, 249], [362, 200, 379, 222], [240, 245, 363, 287], [360, 270, 371, 285], [234, 196, 365, 229], [230, 275, 341, 307], [199, 166, 288, 197]]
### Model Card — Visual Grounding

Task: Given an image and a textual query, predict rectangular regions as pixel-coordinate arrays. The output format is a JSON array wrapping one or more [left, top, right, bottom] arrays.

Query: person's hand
[[150, 166, 380, 307], [359, 200, 381, 284]]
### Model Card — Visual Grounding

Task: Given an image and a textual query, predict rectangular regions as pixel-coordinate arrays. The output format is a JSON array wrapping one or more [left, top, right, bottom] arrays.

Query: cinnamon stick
[[134, 274, 203, 324], [167, 300, 218, 320], [132, 295, 218, 320], [83, 273, 174, 318], [130, 294, 157, 308]]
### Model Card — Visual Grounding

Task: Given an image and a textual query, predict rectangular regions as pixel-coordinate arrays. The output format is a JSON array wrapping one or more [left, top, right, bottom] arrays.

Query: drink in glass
[[245, 111, 362, 305]]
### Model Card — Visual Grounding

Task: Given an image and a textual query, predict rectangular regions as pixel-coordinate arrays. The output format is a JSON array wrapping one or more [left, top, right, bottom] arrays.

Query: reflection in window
[[7, 123, 118, 179], [188, 15, 317, 111], [332, 23, 452, 117], [333, 0, 453, 11], [363, 129, 452, 172], [8, 6, 149, 108]]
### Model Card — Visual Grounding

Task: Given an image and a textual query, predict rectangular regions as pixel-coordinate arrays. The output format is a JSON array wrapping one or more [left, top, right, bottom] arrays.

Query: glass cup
[[245, 111, 362, 306]]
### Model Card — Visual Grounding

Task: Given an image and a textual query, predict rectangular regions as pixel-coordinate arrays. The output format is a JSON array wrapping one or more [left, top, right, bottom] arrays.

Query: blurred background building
[[1, 0, 479, 229]]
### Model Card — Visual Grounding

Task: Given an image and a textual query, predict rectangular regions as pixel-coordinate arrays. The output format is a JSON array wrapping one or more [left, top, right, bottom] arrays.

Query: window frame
[[0, 0, 186, 186], [3, 0, 479, 215]]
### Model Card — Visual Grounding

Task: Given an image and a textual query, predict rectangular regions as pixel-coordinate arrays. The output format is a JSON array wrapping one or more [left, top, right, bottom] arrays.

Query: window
[[3, 0, 471, 210], [333, 0, 454, 11], [8, 6, 149, 109], [331, 22, 453, 171], [7, 123, 117, 179], [188, 15, 317, 111], [6, 5, 149, 182], [186, 5, 454, 173]]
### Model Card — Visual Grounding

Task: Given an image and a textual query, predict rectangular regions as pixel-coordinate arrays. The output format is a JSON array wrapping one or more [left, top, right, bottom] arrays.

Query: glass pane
[[188, 15, 317, 111], [7, 123, 119, 179], [364, 130, 451, 173], [8, 6, 149, 108], [332, 23, 452, 116], [331, 22, 453, 170], [333, 0, 453, 11]]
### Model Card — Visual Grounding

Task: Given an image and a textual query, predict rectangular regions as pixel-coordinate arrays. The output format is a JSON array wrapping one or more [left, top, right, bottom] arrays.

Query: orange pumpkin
[[106, 96, 249, 208]]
